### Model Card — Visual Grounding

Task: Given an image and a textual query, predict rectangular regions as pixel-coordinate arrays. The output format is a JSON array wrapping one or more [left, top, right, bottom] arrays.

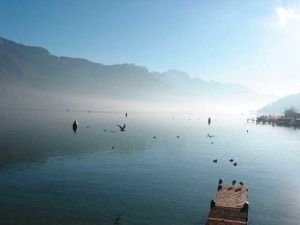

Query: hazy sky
[[1, 0, 300, 96]]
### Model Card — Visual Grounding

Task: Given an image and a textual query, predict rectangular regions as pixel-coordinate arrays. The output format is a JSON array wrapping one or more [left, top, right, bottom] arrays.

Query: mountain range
[[0, 36, 275, 112], [258, 93, 300, 115]]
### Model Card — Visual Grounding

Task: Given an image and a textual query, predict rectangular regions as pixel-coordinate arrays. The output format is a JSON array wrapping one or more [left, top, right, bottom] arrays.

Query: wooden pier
[[205, 185, 249, 225]]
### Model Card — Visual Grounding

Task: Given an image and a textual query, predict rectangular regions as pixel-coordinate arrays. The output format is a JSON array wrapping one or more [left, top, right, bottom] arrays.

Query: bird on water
[[72, 120, 78, 133]]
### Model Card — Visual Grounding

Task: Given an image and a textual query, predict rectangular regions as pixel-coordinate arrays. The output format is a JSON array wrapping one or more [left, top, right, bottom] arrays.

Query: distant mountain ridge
[[0, 36, 274, 112], [258, 93, 300, 115]]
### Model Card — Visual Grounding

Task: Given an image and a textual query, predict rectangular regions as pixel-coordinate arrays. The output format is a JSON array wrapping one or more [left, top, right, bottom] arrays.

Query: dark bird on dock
[[229, 159, 234, 162], [217, 184, 222, 191], [117, 124, 126, 131], [152, 136, 156, 139], [176, 135, 180, 138], [247, 130, 249, 133], [232, 180, 237, 186], [125, 112, 128, 117], [218, 178, 223, 185], [213, 159, 218, 163], [72, 120, 78, 133], [112, 146, 115, 149], [240, 181, 244, 186], [233, 162, 237, 166], [208, 117, 211, 125]]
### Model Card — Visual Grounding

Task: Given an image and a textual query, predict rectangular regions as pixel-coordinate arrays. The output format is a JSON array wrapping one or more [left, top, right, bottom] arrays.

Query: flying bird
[[117, 124, 126, 131]]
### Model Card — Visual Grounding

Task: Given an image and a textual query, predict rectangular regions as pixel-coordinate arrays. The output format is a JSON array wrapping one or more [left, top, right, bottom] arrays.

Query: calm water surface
[[0, 110, 300, 225]]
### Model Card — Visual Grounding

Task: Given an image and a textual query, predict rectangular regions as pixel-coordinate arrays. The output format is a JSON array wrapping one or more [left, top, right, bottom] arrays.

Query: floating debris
[[113, 214, 121, 225]]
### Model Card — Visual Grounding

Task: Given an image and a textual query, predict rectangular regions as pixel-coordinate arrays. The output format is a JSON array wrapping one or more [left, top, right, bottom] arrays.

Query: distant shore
[[255, 115, 300, 128]]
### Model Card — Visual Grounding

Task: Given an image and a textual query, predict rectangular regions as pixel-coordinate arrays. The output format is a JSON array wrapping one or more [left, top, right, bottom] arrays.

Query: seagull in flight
[[117, 124, 126, 131]]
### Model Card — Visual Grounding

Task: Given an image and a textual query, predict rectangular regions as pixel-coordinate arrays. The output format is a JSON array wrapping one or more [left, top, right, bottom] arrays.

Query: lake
[[0, 110, 300, 225]]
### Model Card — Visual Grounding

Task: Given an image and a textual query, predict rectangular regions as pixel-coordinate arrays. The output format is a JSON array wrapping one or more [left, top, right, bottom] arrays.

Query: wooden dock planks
[[206, 185, 249, 225]]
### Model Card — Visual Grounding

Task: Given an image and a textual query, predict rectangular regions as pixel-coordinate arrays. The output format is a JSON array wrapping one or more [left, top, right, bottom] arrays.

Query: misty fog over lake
[[0, 110, 300, 225]]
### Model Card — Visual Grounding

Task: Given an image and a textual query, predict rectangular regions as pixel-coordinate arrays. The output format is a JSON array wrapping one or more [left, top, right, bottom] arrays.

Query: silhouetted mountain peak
[[0, 36, 274, 112], [0, 36, 50, 57]]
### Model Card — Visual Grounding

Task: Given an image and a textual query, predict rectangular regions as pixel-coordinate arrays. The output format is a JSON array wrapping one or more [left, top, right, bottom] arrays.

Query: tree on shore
[[283, 106, 299, 119]]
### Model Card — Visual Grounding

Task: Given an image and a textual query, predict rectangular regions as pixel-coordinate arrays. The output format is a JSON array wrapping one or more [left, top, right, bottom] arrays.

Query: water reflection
[[0, 110, 299, 225]]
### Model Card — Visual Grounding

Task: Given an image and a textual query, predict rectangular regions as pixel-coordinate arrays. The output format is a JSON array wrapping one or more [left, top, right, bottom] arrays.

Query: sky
[[0, 0, 300, 97]]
